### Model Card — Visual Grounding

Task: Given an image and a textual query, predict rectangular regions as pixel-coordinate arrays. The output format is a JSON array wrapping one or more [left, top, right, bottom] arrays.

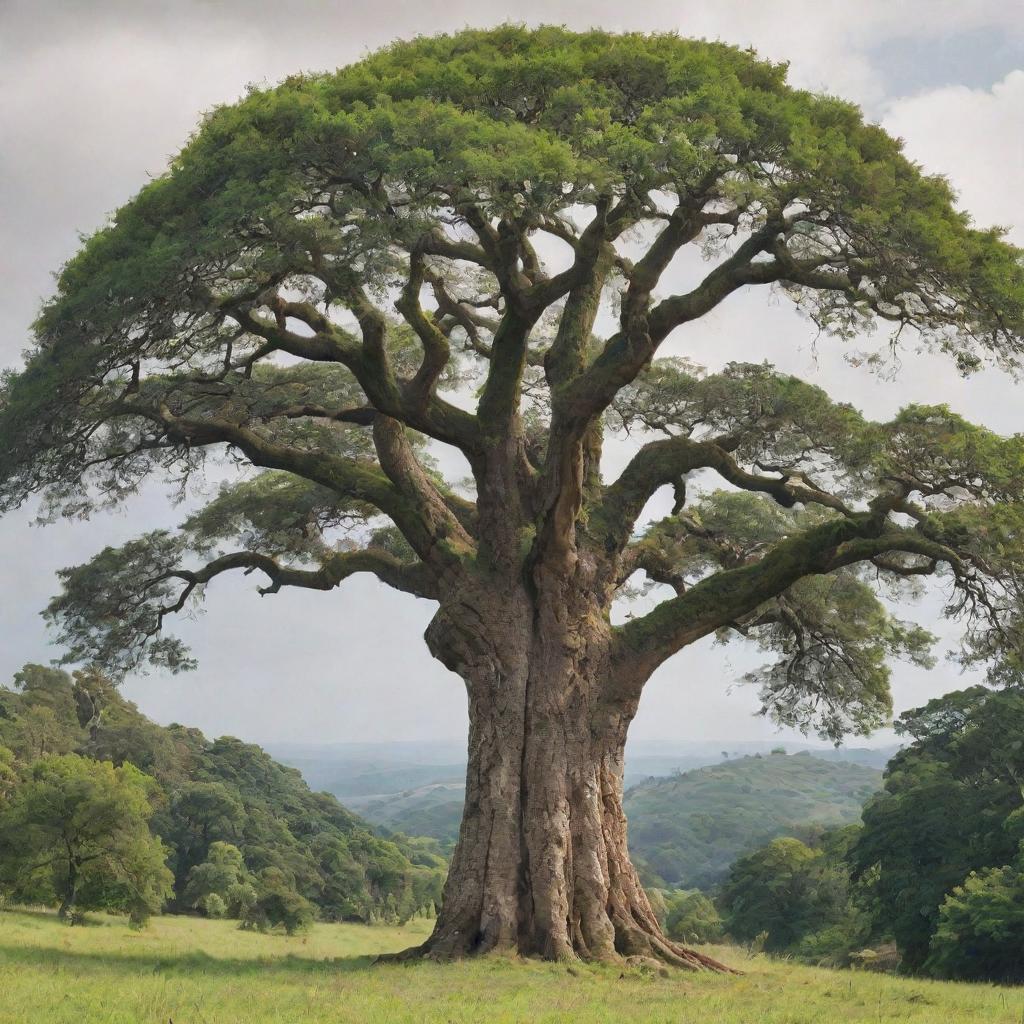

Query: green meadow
[[2, 909, 1023, 1024]]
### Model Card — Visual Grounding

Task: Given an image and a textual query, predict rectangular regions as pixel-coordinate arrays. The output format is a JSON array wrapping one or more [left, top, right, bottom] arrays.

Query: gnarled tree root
[[373, 933, 739, 974]]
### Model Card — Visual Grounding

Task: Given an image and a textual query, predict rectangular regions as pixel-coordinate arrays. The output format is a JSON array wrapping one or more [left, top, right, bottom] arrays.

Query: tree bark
[[391, 588, 735, 972], [58, 857, 78, 922]]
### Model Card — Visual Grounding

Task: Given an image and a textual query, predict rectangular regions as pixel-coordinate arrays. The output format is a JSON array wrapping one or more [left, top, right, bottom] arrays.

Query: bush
[[242, 868, 315, 935], [925, 859, 1024, 982], [225, 880, 257, 918], [184, 842, 252, 918], [200, 893, 227, 918], [661, 890, 724, 944]]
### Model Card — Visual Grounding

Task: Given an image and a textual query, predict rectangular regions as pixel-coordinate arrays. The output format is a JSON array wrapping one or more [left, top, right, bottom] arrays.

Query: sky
[[1, 1, 1023, 749]]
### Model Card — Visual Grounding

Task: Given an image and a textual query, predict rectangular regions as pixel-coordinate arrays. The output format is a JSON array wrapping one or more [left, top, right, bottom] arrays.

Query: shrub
[[242, 868, 315, 935], [926, 860, 1024, 982], [662, 890, 724, 944]]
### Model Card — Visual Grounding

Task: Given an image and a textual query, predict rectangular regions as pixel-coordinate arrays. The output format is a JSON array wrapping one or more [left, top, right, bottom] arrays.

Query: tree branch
[[157, 547, 438, 612], [608, 516, 960, 699], [597, 435, 852, 558]]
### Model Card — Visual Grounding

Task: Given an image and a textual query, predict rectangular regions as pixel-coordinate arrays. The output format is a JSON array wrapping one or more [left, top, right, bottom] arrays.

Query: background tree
[[925, 852, 1024, 983], [0, 665, 84, 759], [660, 889, 724, 945], [718, 824, 872, 964], [853, 687, 1024, 970], [242, 866, 316, 935], [717, 837, 823, 952], [1, 27, 1023, 967], [182, 840, 255, 918], [0, 753, 172, 922]]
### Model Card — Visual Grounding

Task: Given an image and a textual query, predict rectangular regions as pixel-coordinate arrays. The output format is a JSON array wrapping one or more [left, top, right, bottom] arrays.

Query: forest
[[0, 665, 444, 929]]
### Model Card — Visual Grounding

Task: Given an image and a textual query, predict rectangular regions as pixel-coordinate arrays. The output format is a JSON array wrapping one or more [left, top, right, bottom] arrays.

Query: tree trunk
[[58, 858, 78, 922], [393, 591, 735, 972]]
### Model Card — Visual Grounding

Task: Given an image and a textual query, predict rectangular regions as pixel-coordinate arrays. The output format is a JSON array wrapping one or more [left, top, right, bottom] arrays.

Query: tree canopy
[[1, 26, 1022, 743]]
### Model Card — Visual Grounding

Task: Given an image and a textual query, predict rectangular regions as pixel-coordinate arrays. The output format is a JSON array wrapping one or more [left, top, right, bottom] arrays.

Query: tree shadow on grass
[[0, 941, 388, 978], [0, 910, 412, 978]]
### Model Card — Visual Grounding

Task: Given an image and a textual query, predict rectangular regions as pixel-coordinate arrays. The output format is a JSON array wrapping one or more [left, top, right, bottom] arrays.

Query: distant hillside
[[362, 783, 466, 852], [625, 751, 881, 890], [271, 738, 896, 805], [267, 746, 466, 800]]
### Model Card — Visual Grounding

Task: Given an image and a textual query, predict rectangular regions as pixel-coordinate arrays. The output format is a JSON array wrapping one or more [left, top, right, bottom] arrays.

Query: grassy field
[[1, 909, 1023, 1023]]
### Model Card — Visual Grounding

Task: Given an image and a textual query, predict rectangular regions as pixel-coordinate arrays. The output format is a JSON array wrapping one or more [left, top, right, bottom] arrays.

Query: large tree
[[2, 28, 1023, 968]]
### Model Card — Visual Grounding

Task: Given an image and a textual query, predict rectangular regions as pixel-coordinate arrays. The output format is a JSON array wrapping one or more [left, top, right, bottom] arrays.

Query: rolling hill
[[299, 745, 884, 890], [624, 750, 881, 890]]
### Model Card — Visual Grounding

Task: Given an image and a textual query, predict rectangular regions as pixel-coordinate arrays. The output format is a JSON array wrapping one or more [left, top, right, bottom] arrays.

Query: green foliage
[[0, 30, 1018, 752], [853, 687, 1024, 972], [736, 569, 933, 741], [0, 666, 444, 927], [0, 753, 172, 924], [624, 480, 939, 740], [242, 867, 316, 935], [926, 852, 1024, 983], [660, 889, 724, 944], [183, 842, 253, 917], [717, 825, 873, 962], [0, 665, 84, 758], [200, 892, 228, 919], [625, 751, 879, 890], [718, 838, 824, 952], [8, 26, 1017, 437], [0, 746, 16, 800]]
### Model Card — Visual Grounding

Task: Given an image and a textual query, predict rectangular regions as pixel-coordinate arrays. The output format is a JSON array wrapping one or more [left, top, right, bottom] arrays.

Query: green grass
[[2, 909, 1023, 1023]]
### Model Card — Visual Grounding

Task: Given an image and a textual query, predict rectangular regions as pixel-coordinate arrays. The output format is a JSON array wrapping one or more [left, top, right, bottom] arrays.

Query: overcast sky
[[1, 1, 1023, 749]]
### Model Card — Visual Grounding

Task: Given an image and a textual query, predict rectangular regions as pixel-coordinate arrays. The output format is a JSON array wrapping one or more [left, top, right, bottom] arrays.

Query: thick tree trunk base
[[373, 715, 738, 975], [376, 929, 737, 973], [405, 587, 741, 975]]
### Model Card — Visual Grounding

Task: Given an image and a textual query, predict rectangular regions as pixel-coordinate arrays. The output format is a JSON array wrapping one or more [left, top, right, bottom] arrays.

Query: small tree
[[0, 754, 172, 922], [2, 27, 1023, 966], [662, 889, 724, 945], [718, 837, 823, 952], [243, 867, 315, 935], [183, 840, 254, 917]]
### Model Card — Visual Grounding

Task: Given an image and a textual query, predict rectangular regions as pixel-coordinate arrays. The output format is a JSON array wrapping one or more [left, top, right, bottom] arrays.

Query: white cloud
[[883, 70, 1024, 243]]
